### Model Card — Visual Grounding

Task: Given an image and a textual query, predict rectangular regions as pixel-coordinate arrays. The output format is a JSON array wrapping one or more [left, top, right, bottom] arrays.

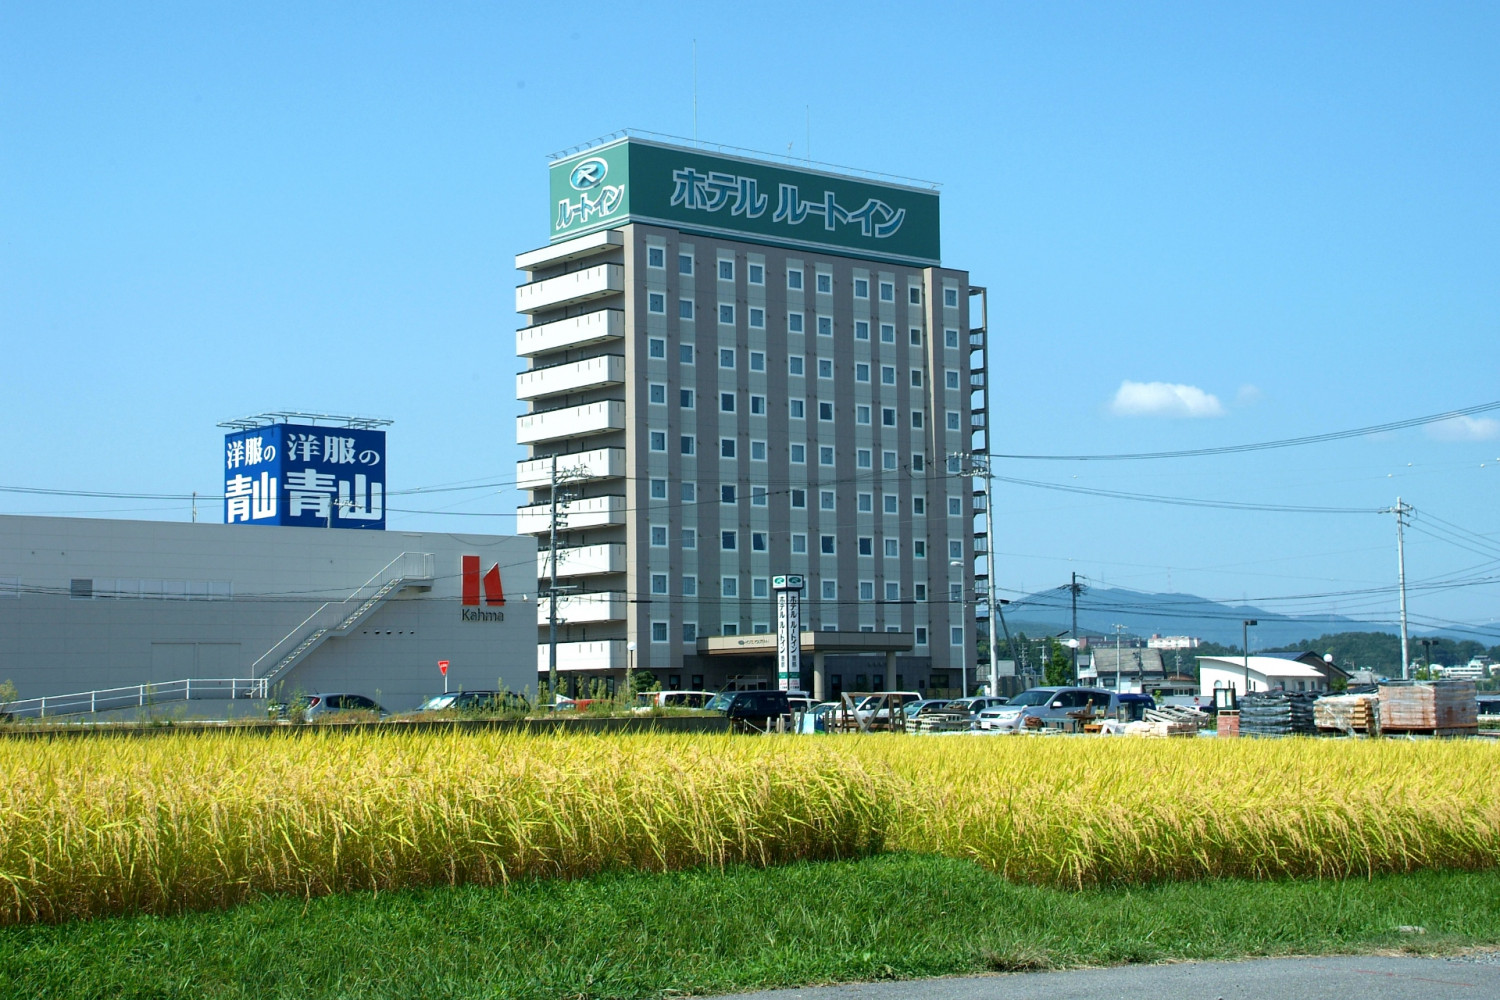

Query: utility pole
[[1112, 624, 1127, 692], [1242, 619, 1258, 694], [1063, 573, 1085, 683], [1393, 498, 1411, 681]]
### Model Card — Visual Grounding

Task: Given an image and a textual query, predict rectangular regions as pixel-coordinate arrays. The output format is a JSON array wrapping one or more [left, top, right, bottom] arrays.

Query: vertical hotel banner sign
[[773, 575, 805, 692], [549, 136, 940, 267], [224, 423, 386, 529]]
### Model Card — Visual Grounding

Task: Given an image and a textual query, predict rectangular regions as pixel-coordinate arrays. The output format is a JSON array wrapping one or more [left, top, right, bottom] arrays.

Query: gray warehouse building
[[0, 514, 536, 717]]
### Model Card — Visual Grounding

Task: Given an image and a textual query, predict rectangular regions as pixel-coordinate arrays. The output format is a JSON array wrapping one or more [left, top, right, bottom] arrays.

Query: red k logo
[[461, 555, 506, 606]]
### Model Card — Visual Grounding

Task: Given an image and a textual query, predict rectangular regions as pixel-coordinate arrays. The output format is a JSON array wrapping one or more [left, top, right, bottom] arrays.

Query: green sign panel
[[549, 137, 940, 266]]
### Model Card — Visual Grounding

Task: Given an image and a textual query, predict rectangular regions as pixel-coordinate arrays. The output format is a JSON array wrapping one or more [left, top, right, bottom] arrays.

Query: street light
[[1242, 620, 1258, 694], [626, 641, 637, 704]]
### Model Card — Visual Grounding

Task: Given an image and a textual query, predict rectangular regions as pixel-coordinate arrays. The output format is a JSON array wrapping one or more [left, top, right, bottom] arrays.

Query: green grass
[[3, 855, 1499, 999]]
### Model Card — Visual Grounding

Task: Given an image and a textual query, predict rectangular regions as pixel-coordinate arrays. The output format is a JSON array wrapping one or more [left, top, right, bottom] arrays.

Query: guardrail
[[2, 677, 268, 720]]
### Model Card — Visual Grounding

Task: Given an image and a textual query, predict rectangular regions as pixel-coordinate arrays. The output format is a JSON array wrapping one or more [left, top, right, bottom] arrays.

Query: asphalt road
[[730, 952, 1500, 1000]]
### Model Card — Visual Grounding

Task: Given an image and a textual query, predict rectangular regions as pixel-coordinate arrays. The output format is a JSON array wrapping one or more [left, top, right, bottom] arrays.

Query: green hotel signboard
[[549, 137, 940, 266]]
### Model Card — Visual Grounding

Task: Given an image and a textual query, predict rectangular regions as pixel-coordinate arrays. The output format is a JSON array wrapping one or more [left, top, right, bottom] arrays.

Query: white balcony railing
[[516, 309, 624, 357], [536, 591, 628, 625], [538, 543, 627, 579], [515, 229, 623, 273], [515, 263, 623, 315], [516, 355, 625, 401], [516, 448, 626, 491], [516, 495, 626, 535], [517, 400, 626, 444], [535, 640, 627, 673]]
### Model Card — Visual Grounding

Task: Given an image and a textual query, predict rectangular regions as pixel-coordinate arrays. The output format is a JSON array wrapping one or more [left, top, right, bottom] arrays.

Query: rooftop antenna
[[692, 40, 698, 141]]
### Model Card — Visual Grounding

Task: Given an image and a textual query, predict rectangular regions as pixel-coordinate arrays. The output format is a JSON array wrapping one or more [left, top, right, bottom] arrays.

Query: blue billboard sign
[[223, 423, 386, 530]]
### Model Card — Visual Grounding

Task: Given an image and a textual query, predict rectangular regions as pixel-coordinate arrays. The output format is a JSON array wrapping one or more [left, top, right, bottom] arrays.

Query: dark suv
[[414, 690, 529, 715], [717, 690, 792, 732]]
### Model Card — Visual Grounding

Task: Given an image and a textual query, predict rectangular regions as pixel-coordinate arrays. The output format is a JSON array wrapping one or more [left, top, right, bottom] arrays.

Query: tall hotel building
[[515, 134, 990, 699]]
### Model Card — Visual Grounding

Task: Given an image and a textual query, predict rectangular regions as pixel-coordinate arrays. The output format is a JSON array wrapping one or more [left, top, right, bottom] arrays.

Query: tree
[[1044, 638, 1072, 686]]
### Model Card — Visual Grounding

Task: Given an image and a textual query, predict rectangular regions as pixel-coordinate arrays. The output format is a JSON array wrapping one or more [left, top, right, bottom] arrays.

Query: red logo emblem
[[461, 555, 506, 606]]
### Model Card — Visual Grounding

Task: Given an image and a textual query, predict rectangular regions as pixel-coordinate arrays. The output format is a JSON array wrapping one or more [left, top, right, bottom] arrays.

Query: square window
[[855, 363, 870, 382], [913, 496, 926, 515], [749, 307, 765, 329], [858, 492, 873, 512], [949, 540, 963, 559], [788, 312, 804, 334], [721, 484, 736, 504], [947, 455, 962, 474], [751, 440, 767, 461], [882, 366, 896, 385], [882, 450, 897, 470], [679, 253, 693, 275], [787, 268, 803, 290], [751, 531, 768, 551], [879, 281, 894, 302], [817, 315, 832, 336], [649, 337, 666, 359], [884, 494, 897, 514], [683, 623, 698, 642], [647, 246, 665, 268], [720, 392, 735, 413], [682, 528, 697, 549], [819, 445, 835, 466], [748, 262, 764, 284], [649, 431, 666, 452], [881, 324, 895, 344], [859, 580, 874, 600], [648, 292, 665, 314], [789, 355, 804, 376], [816, 272, 832, 294], [945, 328, 959, 349], [821, 579, 837, 599], [718, 259, 734, 281], [681, 482, 696, 502], [720, 437, 736, 459], [652, 621, 669, 642], [790, 398, 805, 419], [680, 388, 695, 408], [790, 443, 806, 463], [910, 370, 923, 388], [858, 538, 873, 557], [909, 286, 921, 305], [947, 411, 961, 430], [751, 484, 768, 505], [650, 478, 667, 499], [723, 623, 740, 636], [750, 351, 765, 372], [911, 411, 924, 429], [679, 299, 694, 320], [680, 435, 695, 455], [819, 401, 834, 421], [719, 348, 735, 368], [882, 408, 896, 427], [683, 575, 697, 596], [948, 497, 962, 516], [679, 343, 694, 364], [719, 303, 734, 325], [951, 627, 964, 647], [856, 404, 871, 425], [791, 533, 807, 554], [855, 320, 870, 341], [915, 583, 927, 601], [651, 525, 668, 547], [909, 328, 922, 346], [722, 576, 738, 597], [854, 277, 869, 298], [820, 535, 836, 554], [820, 490, 835, 510], [651, 573, 668, 594], [752, 577, 769, 598], [857, 448, 872, 469], [946, 370, 960, 389], [884, 538, 899, 558], [649, 383, 666, 404], [790, 488, 806, 508], [750, 394, 766, 415], [818, 358, 833, 379], [914, 540, 927, 558], [944, 287, 958, 307], [886, 581, 900, 601], [721, 531, 737, 551], [916, 626, 928, 646]]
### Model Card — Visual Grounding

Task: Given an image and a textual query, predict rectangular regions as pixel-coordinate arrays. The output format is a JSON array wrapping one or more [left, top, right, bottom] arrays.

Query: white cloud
[[1427, 416, 1500, 441], [1108, 381, 1225, 418]]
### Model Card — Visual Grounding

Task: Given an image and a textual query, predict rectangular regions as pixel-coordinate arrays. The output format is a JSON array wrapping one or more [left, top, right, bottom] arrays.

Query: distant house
[[1197, 654, 1334, 696], [1258, 650, 1350, 687], [1085, 647, 1167, 694]]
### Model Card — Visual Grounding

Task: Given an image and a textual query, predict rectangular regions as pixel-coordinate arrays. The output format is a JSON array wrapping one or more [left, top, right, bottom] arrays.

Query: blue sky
[[3, 2, 1497, 638]]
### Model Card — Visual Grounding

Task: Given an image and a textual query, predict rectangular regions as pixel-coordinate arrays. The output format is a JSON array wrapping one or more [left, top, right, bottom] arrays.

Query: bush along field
[[1, 731, 1498, 925]]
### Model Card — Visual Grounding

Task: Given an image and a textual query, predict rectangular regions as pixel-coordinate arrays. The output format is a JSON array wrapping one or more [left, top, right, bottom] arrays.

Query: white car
[[976, 704, 1027, 731]]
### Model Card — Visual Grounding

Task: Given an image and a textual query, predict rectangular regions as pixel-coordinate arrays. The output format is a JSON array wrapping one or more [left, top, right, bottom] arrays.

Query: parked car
[[715, 689, 792, 732], [946, 696, 1010, 720], [634, 690, 715, 710], [1113, 692, 1156, 722], [302, 692, 386, 721], [414, 690, 529, 715], [905, 698, 954, 717], [978, 686, 1122, 732], [799, 701, 842, 734]]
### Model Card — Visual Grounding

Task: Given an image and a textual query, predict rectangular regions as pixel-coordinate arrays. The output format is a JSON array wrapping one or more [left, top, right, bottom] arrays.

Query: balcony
[[517, 309, 625, 357], [535, 640, 627, 674], [538, 543, 627, 579], [536, 591, 628, 625], [516, 263, 623, 315], [516, 230, 624, 273], [517, 355, 626, 401], [516, 448, 626, 490], [517, 400, 626, 444], [516, 495, 626, 535]]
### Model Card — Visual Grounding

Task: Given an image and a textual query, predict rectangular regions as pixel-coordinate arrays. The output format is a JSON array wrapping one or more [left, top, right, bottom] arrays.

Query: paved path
[[730, 952, 1500, 999]]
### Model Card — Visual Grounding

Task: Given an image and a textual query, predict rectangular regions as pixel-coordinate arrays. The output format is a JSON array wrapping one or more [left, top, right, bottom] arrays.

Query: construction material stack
[[1314, 693, 1380, 735], [1379, 680, 1478, 737]]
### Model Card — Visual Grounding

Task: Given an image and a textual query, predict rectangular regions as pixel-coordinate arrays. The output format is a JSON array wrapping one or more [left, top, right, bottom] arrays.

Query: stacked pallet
[[1314, 693, 1379, 734], [1241, 692, 1320, 736], [1378, 680, 1478, 735]]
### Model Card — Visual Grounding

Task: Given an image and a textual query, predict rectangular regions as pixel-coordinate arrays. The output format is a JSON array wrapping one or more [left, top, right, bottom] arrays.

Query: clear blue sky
[[3, 2, 1497, 638]]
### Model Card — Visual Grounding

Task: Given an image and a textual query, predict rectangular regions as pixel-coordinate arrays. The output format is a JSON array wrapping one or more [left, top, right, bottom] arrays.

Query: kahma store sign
[[548, 137, 940, 266]]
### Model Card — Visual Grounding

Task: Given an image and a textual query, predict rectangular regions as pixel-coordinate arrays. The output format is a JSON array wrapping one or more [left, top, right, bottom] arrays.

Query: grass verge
[[3, 854, 1499, 1000]]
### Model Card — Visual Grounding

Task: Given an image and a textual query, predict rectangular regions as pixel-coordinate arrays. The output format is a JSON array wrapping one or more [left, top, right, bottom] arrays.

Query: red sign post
[[438, 659, 449, 693]]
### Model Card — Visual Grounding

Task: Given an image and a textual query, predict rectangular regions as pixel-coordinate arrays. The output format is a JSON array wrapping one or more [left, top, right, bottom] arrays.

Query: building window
[[915, 583, 927, 601], [944, 287, 958, 307], [916, 627, 928, 646], [649, 431, 666, 452], [651, 573, 668, 595], [946, 329, 960, 350], [683, 575, 697, 596], [787, 267, 803, 290], [882, 450, 897, 470], [789, 355, 804, 376], [859, 580, 875, 601], [910, 370, 923, 388], [649, 337, 666, 359], [855, 320, 870, 341], [816, 272, 832, 294], [652, 621, 669, 643], [820, 535, 836, 555], [648, 246, 665, 268], [680, 435, 695, 455], [648, 292, 665, 314], [719, 303, 734, 325], [649, 383, 666, 404], [858, 538, 873, 556], [948, 497, 962, 516], [723, 623, 740, 636], [790, 488, 806, 508], [679, 298, 694, 320], [950, 582, 963, 601], [720, 392, 735, 413], [750, 440, 767, 461], [682, 528, 697, 549], [858, 492, 873, 512], [817, 315, 832, 337], [879, 281, 894, 302], [947, 455, 962, 474], [949, 540, 963, 559], [749, 307, 765, 329], [679, 253, 693, 275], [855, 363, 870, 383], [884, 537, 899, 558], [650, 478, 667, 499], [817, 358, 833, 379], [751, 531, 768, 551], [680, 388, 695, 408], [914, 540, 927, 558], [679, 343, 694, 364], [751, 484, 768, 505], [818, 401, 834, 421], [681, 482, 696, 502], [947, 411, 961, 431], [913, 496, 926, 515], [718, 258, 734, 281], [790, 443, 806, 464], [788, 311, 805, 334], [884, 494, 898, 514], [946, 370, 960, 390], [719, 348, 735, 369], [911, 411, 924, 429], [880, 324, 895, 344], [881, 365, 896, 385], [683, 623, 698, 642], [951, 627, 964, 647], [856, 404, 871, 425], [748, 263, 764, 285], [885, 581, 900, 601], [854, 277, 869, 299], [820, 490, 836, 510], [722, 576, 739, 598], [650, 525, 668, 547], [819, 446, 835, 466], [721, 484, 737, 504], [790, 398, 805, 419], [750, 394, 766, 415], [857, 448, 872, 469], [912, 454, 925, 471], [791, 533, 807, 554], [821, 579, 837, 600], [721, 531, 737, 551], [882, 407, 896, 427], [910, 328, 922, 346], [909, 286, 921, 305], [750, 351, 765, 372], [752, 577, 769, 598]]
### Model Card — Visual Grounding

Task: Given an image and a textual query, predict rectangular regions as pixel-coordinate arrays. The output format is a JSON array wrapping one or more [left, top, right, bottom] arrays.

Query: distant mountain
[[998, 584, 1500, 649]]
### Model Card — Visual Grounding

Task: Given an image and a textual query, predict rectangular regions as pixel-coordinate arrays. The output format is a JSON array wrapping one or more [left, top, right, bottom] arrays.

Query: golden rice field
[[1, 730, 1498, 924]]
